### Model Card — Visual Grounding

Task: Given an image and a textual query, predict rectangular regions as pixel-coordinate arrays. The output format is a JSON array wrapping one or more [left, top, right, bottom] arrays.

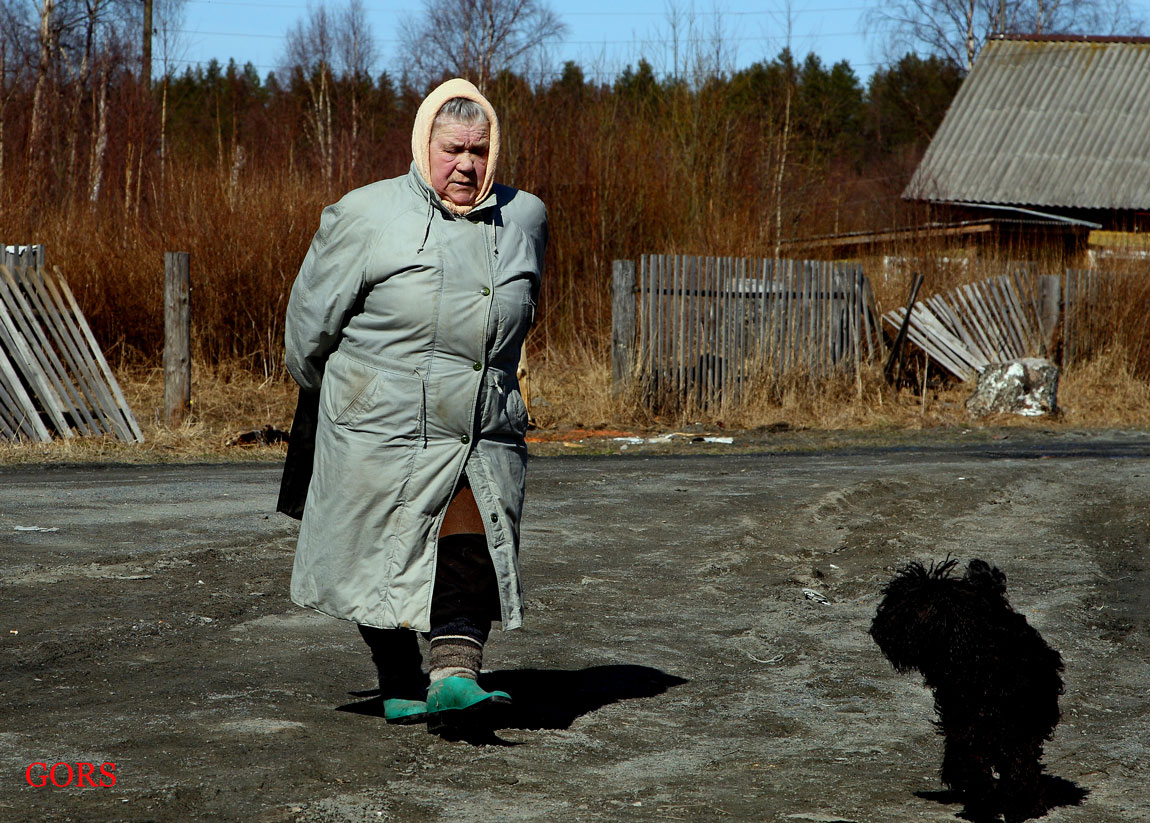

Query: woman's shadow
[[338, 664, 688, 744]]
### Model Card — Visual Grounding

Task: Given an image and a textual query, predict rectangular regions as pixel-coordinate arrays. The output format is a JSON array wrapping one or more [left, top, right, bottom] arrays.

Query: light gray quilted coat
[[284, 159, 546, 632]]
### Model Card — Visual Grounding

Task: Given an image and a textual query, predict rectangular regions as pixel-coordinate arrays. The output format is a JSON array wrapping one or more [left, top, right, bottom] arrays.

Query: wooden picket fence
[[1062, 269, 1104, 366], [612, 255, 882, 412], [0, 245, 143, 443]]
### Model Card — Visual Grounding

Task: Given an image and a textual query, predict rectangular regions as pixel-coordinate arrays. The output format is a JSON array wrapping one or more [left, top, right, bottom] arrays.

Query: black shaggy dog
[[870, 558, 1065, 821]]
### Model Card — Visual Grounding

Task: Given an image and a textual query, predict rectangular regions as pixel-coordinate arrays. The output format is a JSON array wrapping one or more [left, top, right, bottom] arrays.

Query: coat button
[[460, 434, 470, 444], [473, 362, 482, 371], [481, 287, 491, 296], [490, 512, 498, 523]]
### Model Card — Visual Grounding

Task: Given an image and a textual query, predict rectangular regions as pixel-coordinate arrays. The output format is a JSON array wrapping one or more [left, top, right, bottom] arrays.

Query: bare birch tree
[[867, 0, 1144, 72], [27, 0, 56, 173], [399, 0, 567, 93], [284, 0, 377, 183], [285, 3, 337, 183], [335, 0, 375, 178]]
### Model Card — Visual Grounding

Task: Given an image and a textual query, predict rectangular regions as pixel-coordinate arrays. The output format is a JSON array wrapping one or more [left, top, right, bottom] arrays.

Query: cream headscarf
[[411, 78, 501, 216]]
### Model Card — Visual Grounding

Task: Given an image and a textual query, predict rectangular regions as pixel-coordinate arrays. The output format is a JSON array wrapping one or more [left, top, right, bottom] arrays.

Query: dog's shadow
[[916, 775, 1089, 822], [338, 664, 688, 744]]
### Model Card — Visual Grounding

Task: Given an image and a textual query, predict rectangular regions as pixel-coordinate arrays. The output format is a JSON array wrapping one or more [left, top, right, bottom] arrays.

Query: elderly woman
[[284, 78, 546, 735]]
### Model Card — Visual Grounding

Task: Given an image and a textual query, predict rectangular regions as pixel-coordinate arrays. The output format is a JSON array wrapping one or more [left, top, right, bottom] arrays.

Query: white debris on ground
[[613, 433, 735, 446]]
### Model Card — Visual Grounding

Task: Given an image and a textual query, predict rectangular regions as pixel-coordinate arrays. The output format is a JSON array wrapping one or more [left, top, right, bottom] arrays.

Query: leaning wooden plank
[[0, 278, 76, 436], [928, 294, 974, 356], [903, 304, 981, 376], [984, 279, 1024, 359], [15, 264, 118, 437], [0, 382, 21, 440], [989, 278, 1025, 356], [1001, 275, 1037, 354], [903, 322, 974, 381], [961, 283, 1007, 362], [886, 307, 968, 379], [0, 266, 93, 435], [961, 282, 1001, 359], [923, 294, 964, 343], [51, 270, 145, 442], [4, 265, 103, 435], [18, 266, 125, 440], [1001, 275, 1035, 355], [908, 305, 982, 377], [952, 285, 1001, 364], [986, 277, 1024, 357], [0, 368, 33, 440], [1013, 271, 1043, 337], [0, 347, 35, 440], [31, 267, 139, 442], [0, 272, 76, 437], [0, 336, 52, 441], [944, 290, 992, 364]]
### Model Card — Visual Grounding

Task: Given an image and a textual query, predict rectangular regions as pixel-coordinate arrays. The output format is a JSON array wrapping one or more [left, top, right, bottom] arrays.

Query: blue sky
[[167, 0, 1150, 83], [168, 0, 880, 82]]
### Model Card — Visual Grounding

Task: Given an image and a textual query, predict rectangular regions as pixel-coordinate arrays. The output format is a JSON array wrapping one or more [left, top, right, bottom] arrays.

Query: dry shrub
[[1059, 347, 1150, 427], [527, 342, 623, 430], [3, 166, 331, 374]]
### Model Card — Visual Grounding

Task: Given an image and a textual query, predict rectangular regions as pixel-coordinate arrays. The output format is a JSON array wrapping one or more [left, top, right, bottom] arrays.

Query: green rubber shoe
[[383, 698, 430, 725], [425, 676, 511, 734]]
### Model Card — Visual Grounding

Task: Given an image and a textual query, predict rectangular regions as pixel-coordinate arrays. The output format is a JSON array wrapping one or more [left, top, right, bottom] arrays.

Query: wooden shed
[[903, 34, 1150, 259]]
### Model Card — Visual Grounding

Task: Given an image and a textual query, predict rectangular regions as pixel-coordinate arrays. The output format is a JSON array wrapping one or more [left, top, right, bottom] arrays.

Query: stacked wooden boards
[[0, 247, 143, 443], [880, 273, 1044, 382]]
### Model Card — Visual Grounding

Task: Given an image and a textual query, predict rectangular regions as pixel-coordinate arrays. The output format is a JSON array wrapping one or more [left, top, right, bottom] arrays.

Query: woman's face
[[429, 119, 489, 207]]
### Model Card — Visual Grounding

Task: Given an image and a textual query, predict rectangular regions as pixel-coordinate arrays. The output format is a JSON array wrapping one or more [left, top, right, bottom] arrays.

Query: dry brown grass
[[1058, 348, 1150, 427], [0, 361, 297, 465], [3, 337, 1148, 467]]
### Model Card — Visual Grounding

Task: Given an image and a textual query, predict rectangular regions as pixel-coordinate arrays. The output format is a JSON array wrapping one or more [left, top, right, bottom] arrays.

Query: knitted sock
[[428, 635, 483, 682]]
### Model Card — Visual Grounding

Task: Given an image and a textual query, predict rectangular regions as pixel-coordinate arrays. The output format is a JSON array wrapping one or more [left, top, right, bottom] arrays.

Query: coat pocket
[[482, 370, 528, 438], [507, 383, 529, 434], [323, 352, 423, 440]]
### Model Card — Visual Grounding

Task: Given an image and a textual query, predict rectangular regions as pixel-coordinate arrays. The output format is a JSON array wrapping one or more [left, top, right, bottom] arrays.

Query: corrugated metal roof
[[904, 36, 1150, 210]]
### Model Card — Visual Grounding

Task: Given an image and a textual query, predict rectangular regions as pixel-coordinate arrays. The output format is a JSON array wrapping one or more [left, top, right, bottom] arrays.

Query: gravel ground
[[1, 429, 1147, 822]]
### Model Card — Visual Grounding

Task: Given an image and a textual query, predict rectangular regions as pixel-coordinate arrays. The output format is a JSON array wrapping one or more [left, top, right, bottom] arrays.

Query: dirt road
[[1, 430, 1148, 822]]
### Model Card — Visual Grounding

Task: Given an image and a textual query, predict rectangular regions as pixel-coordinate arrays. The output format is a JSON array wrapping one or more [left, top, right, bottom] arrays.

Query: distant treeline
[[1, 50, 963, 370]]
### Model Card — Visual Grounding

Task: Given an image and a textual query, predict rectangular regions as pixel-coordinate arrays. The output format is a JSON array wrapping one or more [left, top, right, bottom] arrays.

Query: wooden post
[[884, 272, 924, 385], [164, 251, 190, 426], [1037, 274, 1061, 360], [611, 259, 636, 394]]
